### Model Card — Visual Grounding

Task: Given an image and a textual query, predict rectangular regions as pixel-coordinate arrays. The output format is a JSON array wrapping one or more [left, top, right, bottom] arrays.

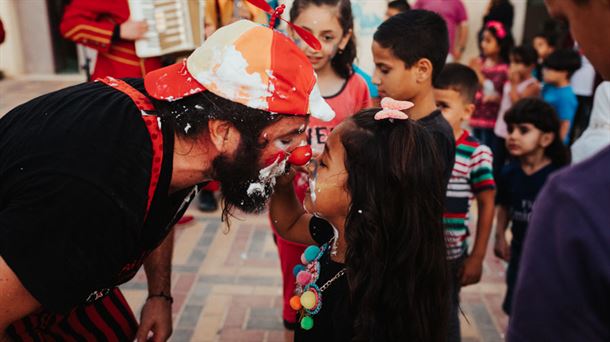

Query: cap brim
[[144, 60, 207, 101]]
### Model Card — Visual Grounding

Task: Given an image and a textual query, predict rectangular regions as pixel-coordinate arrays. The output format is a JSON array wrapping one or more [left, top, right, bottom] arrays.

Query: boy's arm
[[494, 205, 511, 261], [461, 189, 496, 286], [559, 120, 571, 141], [269, 170, 316, 245]]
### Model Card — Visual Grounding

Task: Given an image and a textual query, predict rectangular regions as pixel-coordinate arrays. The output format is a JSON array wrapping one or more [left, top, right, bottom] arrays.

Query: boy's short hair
[[374, 10, 449, 85], [543, 49, 582, 77], [435, 63, 479, 104], [511, 45, 538, 66], [387, 0, 410, 13]]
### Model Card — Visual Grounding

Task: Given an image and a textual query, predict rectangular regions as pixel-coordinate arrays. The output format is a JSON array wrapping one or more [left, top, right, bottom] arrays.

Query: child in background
[[372, 10, 455, 187], [273, 0, 372, 333], [385, 0, 410, 19], [494, 45, 541, 176], [434, 63, 496, 342], [270, 109, 450, 341], [542, 49, 581, 144], [532, 31, 558, 82], [289, 0, 372, 154], [494, 98, 569, 315], [469, 20, 512, 149]]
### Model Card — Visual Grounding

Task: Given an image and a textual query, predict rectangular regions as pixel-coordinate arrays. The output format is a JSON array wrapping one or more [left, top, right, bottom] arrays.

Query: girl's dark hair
[[388, 0, 410, 13], [510, 45, 538, 66], [289, 0, 356, 79], [482, 22, 514, 63], [505, 98, 570, 166], [341, 109, 450, 341]]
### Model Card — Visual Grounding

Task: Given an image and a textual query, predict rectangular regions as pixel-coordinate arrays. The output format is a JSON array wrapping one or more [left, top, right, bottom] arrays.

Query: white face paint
[[246, 155, 288, 197]]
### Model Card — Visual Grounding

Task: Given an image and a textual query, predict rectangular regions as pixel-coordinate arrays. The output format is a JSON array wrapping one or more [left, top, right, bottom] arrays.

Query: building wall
[[0, 0, 527, 77], [0, 0, 55, 77]]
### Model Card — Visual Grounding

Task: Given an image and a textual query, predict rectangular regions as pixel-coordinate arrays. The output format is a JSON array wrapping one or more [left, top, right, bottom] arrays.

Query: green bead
[[300, 316, 314, 330]]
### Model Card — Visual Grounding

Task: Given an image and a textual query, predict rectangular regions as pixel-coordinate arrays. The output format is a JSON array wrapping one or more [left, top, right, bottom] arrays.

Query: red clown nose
[[288, 145, 313, 166]]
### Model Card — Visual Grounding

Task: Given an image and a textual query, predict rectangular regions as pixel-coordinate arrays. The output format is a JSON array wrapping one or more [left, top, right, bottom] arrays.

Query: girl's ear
[[338, 28, 353, 50], [540, 131, 555, 148]]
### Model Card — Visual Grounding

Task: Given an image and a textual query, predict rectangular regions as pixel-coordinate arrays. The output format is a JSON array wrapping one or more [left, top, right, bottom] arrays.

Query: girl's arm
[[509, 81, 540, 103], [494, 205, 511, 262], [269, 171, 316, 245]]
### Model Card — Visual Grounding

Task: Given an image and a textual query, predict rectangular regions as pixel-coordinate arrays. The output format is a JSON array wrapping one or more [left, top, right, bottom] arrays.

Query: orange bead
[[289, 295, 302, 310]]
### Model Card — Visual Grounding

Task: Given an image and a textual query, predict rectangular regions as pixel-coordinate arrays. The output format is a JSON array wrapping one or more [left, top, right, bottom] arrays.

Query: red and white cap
[[144, 20, 334, 121]]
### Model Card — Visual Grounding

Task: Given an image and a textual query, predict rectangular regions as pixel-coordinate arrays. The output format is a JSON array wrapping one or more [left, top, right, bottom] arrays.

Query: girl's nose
[[306, 158, 319, 178]]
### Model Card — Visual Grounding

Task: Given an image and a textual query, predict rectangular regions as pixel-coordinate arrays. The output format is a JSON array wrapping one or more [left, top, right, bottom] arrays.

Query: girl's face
[[509, 55, 533, 79], [533, 37, 554, 60], [506, 122, 553, 157], [291, 5, 352, 73], [303, 123, 350, 223], [481, 30, 500, 58]]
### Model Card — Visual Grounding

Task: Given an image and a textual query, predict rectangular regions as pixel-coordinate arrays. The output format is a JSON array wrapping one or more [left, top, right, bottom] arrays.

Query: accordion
[[128, 0, 205, 58]]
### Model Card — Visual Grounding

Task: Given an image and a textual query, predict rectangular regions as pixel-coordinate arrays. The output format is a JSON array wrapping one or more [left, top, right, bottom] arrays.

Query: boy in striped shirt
[[434, 63, 496, 341]]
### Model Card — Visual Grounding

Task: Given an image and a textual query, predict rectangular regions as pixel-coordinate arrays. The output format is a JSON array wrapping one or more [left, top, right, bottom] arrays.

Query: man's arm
[[0, 256, 40, 340], [136, 229, 175, 342], [453, 23, 469, 61], [461, 189, 496, 286]]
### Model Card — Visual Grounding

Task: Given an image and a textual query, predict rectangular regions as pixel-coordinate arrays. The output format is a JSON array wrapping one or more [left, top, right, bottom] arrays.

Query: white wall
[[0, 0, 25, 76]]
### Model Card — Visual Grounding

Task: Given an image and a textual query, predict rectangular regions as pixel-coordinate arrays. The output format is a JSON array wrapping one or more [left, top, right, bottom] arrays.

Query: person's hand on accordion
[[120, 19, 149, 41]]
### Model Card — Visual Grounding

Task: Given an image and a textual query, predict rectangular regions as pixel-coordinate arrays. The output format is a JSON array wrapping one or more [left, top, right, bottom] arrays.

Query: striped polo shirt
[[444, 131, 495, 260]]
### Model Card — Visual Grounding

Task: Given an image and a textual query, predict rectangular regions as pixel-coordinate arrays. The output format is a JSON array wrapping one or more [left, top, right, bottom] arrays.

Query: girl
[[469, 20, 512, 148], [273, 0, 372, 332], [270, 107, 450, 341], [289, 0, 372, 154], [494, 98, 569, 315], [494, 45, 541, 178]]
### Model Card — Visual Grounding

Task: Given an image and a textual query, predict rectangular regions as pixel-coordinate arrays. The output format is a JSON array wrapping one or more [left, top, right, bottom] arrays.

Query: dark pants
[[502, 243, 523, 315], [472, 128, 497, 153], [448, 254, 466, 342]]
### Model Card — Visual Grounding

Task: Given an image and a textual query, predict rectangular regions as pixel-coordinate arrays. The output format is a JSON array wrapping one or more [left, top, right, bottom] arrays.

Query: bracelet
[[147, 292, 174, 304]]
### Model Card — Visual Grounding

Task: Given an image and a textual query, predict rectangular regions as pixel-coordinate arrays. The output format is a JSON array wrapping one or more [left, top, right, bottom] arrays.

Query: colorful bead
[[289, 295, 302, 310], [304, 245, 321, 263], [300, 290, 316, 309], [300, 316, 314, 330], [296, 271, 312, 285], [293, 264, 305, 277], [300, 253, 308, 264]]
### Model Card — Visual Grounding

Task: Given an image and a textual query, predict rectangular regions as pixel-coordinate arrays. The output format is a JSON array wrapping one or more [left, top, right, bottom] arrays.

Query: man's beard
[[212, 142, 286, 214]]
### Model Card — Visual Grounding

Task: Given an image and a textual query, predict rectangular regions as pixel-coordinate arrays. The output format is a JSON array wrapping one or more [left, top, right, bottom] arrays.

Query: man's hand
[[494, 237, 511, 262], [120, 19, 148, 41], [136, 297, 172, 342], [460, 255, 484, 286]]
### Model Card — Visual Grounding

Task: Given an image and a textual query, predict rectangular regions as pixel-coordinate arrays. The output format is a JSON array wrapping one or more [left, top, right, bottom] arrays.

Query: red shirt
[[307, 73, 372, 154], [60, 0, 163, 80]]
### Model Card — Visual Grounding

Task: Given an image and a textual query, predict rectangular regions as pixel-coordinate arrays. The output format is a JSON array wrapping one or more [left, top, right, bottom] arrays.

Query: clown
[[0, 19, 333, 341]]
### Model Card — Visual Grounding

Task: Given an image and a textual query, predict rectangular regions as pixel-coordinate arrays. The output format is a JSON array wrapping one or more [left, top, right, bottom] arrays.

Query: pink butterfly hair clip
[[374, 97, 414, 121]]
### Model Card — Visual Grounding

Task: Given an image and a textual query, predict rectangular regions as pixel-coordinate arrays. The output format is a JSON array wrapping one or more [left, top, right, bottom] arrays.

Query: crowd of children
[[263, 1, 600, 341]]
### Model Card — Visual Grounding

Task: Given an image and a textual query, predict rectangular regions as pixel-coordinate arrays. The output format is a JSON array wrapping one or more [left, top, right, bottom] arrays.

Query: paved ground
[[1, 78, 510, 341]]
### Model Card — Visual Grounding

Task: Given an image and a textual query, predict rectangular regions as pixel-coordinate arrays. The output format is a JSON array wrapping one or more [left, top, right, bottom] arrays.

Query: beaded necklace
[[289, 242, 346, 330]]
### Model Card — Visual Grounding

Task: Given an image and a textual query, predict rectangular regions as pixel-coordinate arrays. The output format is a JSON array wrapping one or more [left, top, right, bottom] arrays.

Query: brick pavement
[[1, 78, 510, 341]]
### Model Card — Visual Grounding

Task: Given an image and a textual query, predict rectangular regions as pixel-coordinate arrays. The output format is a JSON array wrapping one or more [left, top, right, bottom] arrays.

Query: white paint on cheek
[[274, 139, 290, 151]]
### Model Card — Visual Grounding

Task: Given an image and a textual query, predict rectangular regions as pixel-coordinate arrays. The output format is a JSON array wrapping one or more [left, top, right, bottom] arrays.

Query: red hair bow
[[245, 0, 322, 50], [486, 20, 507, 39]]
